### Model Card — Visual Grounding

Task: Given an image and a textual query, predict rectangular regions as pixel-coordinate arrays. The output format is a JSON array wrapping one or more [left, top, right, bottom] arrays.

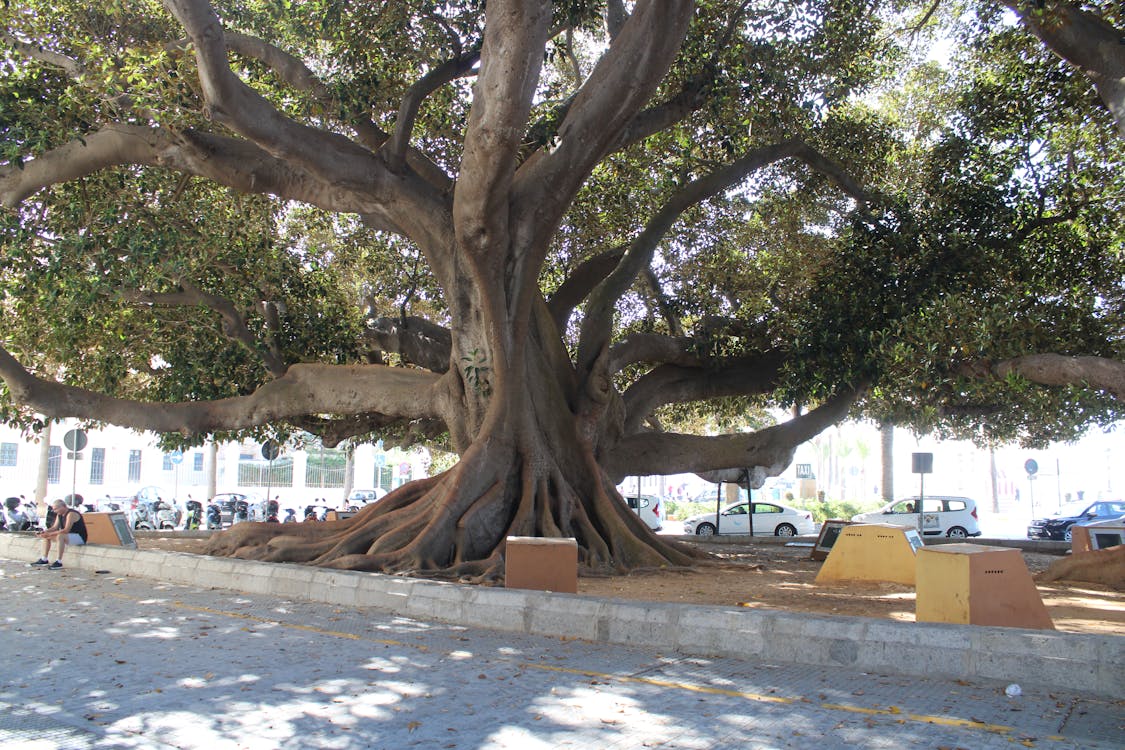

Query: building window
[[128, 450, 142, 483], [0, 442, 16, 467], [90, 447, 106, 485], [162, 453, 174, 471], [375, 465, 393, 490], [48, 446, 61, 484], [193, 452, 204, 472]]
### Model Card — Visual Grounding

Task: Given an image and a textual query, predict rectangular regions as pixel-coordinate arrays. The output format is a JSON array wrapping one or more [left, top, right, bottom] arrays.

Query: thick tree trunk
[[880, 422, 893, 503], [206, 301, 703, 579]]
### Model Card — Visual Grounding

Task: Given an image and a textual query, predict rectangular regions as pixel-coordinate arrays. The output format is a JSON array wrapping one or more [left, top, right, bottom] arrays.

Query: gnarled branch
[[621, 350, 787, 434], [364, 316, 453, 373], [603, 386, 862, 482], [387, 48, 481, 171], [960, 353, 1125, 401], [1004, 2, 1125, 139], [0, 343, 443, 435]]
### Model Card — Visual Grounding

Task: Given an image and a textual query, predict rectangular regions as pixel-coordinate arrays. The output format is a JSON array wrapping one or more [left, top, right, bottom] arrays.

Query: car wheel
[[1064, 526, 1073, 542], [775, 523, 797, 537], [946, 526, 968, 539], [696, 523, 716, 537]]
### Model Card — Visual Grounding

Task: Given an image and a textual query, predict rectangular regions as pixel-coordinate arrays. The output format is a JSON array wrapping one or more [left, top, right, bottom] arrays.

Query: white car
[[851, 496, 981, 539], [347, 488, 387, 507], [682, 501, 816, 537], [625, 493, 665, 531]]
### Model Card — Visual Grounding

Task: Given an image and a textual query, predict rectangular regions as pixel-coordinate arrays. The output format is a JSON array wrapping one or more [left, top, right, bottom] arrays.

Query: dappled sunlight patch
[[445, 649, 474, 660]]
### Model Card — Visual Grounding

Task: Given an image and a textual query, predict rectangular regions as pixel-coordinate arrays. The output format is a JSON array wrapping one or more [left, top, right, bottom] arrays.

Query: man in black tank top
[[32, 499, 87, 569]]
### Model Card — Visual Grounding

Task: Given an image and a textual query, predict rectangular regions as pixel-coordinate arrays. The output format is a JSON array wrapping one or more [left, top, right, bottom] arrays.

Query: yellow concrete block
[[814, 524, 921, 586], [916, 544, 1053, 630]]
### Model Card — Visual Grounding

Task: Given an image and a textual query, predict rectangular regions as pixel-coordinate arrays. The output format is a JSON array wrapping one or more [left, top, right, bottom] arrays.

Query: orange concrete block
[[916, 544, 1053, 630], [83, 512, 137, 548], [1070, 525, 1092, 554], [505, 536, 578, 594]]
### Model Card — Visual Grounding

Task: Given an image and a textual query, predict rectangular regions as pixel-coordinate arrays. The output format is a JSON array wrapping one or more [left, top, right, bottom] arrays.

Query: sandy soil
[[138, 535, 1124, 636]]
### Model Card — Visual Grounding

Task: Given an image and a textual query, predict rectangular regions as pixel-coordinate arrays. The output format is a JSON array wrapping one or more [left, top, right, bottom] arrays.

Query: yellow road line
[[524, 662, 795, 704]]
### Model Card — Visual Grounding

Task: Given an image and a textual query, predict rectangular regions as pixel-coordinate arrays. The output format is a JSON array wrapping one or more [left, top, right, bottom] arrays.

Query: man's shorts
[[64, 533, 85, 546]]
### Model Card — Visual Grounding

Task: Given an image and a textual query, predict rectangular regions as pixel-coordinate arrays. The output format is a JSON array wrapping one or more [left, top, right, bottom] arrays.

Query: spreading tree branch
[[363, 316, 453, 373], [577, 139, 876, 380], [512, 0, 695, 266], [621, 350, 787, 434], [119, 282, 288, 377], [545, 246, 626, 331], [960, 353, 1125, 401], [0, 343, 443, 435], [607, 334, 703, 375], [602, 386, 862, 481], [162, 0, 452, 250], [1004, 2, 1125, 139], [386, 47, 481, 172]]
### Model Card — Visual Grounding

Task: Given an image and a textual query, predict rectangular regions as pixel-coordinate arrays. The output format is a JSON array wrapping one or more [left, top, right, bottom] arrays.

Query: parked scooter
[[233, 500, 249, 524], [282, 508, 297, 523], [184, 500, 203, 530], [155, 500, 181, 530], [265, 500, 279, 523], [3, 496, 34, 531]]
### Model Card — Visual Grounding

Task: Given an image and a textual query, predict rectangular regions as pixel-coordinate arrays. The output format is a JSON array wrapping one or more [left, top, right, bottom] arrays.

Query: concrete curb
[[2, 532, 1119, 698]]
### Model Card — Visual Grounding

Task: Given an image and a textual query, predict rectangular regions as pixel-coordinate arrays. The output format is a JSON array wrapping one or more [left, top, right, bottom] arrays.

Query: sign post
[[714, 481, 722, 535], [912, 452, 933, 535], [262, 440, 281, 515], [63, 429, 88, 506], [744, 468, 755, 537], [170, 450, 183, 503], [1025, 459, 1039, 517]]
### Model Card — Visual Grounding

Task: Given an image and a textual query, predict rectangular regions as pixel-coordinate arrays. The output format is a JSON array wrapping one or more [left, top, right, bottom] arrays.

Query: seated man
[[32, 499, 88, 569]]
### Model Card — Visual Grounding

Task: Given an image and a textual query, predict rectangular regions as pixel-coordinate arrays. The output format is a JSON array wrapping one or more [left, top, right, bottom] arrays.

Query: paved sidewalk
[[1, 558, 1121, 749]]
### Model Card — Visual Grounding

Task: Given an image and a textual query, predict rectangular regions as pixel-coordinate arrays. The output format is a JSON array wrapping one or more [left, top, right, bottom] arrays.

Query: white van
[[625, 493, 665, 531], [852, 496, 981, 538]]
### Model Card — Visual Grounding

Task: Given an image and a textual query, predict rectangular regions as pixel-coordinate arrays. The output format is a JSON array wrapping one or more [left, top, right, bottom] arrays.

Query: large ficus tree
[[1, 1, 1122, 577]]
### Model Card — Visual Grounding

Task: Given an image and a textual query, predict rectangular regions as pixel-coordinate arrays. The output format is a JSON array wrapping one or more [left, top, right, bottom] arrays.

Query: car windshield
[[1050, 503, 1091, 517]]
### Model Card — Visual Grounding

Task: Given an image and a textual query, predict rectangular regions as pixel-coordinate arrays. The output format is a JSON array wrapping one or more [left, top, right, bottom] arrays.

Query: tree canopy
[[1, 1, 1122, 575]]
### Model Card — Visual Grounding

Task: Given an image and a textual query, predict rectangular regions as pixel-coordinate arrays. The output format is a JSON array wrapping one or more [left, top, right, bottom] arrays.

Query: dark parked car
[[209, 492, 264, 527], [1027, 500, 1125, 542]]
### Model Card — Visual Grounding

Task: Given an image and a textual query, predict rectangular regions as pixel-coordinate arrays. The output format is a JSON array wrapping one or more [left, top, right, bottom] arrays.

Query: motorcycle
[[205, 502, 222, 529], [184, 500, 203, 530], [265, 500, 280, 523], [3, 496, 34, 532], [233, 500, 249, 524], [282, 508, 297, 523]]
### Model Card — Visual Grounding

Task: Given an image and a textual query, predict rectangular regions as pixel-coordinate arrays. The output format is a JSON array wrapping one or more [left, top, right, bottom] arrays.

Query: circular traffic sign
[[63, 429, 88, 452], [261, 440, 281, 461], [1024, 458, 1039, 476], [170, 450, 183, 465]]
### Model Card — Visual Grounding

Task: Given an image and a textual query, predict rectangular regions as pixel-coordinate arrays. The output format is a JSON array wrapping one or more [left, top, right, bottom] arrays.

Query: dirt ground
[[138, 535, 1124, 636]]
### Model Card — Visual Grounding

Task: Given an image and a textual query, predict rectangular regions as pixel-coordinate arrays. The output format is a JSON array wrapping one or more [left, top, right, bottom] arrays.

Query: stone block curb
[[1, 532, 1119, 698]]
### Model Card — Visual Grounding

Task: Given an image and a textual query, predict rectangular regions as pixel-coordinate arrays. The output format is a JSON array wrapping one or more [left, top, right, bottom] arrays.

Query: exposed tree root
[[1036, 545, 1125, 589], [203, 456, 708, 580]]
